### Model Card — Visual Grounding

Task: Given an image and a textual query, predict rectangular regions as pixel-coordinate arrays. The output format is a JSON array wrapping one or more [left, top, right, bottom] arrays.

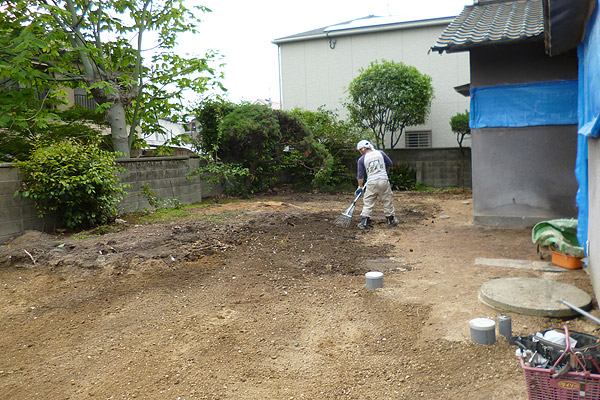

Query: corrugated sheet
[[432, 0, 544, 53]]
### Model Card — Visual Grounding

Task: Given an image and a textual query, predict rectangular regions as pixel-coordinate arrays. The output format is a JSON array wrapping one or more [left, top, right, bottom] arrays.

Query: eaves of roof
[[272, 16, 456, 45], [544, 0, 596, 56], [431, 0, 545, 53]]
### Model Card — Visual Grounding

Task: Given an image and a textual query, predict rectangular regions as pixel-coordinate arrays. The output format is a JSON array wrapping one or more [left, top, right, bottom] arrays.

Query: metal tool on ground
[[333, 192, 363, 228], [559, 298, 600, 325], [517, 326, 600, 399]]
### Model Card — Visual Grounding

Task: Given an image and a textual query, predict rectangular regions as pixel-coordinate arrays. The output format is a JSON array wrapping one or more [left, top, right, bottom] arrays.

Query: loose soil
[[0, 190, 597, 399]]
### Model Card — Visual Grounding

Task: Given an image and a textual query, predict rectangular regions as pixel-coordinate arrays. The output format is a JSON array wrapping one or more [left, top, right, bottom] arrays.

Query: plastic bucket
[[365, 271, 383, 290], [470, 318, 496, 345]]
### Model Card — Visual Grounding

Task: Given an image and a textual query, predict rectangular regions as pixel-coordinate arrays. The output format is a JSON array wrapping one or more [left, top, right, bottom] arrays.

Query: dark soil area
[[0, 190, 596, 399]]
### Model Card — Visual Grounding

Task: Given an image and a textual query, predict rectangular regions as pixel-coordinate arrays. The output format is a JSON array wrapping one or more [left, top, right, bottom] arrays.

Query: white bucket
[[365, 271, 383, 290], [469, 318, 496, 345]]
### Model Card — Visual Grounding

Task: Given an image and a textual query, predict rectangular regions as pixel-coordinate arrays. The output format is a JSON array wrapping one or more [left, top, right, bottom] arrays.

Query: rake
[[333, 192, 363, 228]]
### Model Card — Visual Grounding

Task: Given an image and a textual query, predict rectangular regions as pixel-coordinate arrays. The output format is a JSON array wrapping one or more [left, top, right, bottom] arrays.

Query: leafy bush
[[290, 107, 367, 191], [193, 98, 236, 154], [16, 139, 128, 229], [388, 162, 417, 191], [187, 153, 249, 196], [218, 104, 281, 195], [274, 109, 331, 190], [190, 103, 365, 194]]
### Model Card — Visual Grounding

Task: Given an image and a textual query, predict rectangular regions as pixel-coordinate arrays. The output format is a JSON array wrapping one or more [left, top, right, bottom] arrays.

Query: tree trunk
[[106, 102, 130, 158]]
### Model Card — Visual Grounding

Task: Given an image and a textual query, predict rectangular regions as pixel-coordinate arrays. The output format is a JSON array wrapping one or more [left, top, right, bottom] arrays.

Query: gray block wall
[[387, 148, 472, 189], [117, 156, 203, 213], [1, 156, 212, 243], [0, 164, 49, 243]]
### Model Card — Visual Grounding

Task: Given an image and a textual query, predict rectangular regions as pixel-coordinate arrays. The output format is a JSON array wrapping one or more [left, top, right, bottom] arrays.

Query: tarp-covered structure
[[541, 0, 598, 256], [432, 0, 580, 227], [575, 1, 600, 256], [434, 0, 600, 298]]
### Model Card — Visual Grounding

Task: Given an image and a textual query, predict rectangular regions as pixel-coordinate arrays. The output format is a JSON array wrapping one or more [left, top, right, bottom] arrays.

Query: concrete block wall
[[0, 164, 49, 243], [1, 156, 210, 243], [1, 149, 470, 243], [387, 148, 472, 188], [117, 156, 203, 213]]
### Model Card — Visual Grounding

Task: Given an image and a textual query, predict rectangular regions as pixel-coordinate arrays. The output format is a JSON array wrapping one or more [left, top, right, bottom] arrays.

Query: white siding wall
[[278, 23, 470, 149]]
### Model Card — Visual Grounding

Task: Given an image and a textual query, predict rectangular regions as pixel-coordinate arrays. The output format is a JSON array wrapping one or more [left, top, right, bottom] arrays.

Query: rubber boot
[[357, 217, 370, 230], [386, 216, 399, 228]]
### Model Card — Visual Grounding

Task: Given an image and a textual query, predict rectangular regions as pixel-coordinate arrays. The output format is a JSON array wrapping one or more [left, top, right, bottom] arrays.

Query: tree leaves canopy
[[346, 60, 433, 149], [0, 0, 223, 158]]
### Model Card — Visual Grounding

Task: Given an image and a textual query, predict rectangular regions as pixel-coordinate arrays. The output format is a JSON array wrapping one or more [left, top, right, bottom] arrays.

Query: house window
[[405, 131, 431, 148]]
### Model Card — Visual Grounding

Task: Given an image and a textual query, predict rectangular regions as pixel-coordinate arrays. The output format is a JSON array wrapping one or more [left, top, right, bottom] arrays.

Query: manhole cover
[[479, 277, 592, 317]]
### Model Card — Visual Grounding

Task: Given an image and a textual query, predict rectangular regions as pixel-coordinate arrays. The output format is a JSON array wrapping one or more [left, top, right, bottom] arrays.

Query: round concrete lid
[[479, 277, 592, 317]]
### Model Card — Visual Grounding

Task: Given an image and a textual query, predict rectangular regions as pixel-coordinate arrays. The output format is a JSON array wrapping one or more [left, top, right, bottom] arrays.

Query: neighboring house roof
[[273, 15, 456, 44], [431, 0, 545, 53]]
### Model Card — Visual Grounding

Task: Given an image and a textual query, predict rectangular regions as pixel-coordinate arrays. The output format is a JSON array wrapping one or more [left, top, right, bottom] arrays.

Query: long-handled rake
[[333, 192, 362, 228]]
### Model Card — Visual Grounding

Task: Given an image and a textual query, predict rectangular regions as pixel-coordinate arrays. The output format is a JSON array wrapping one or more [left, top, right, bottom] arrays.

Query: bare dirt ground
[[0, 189, 597, 400]]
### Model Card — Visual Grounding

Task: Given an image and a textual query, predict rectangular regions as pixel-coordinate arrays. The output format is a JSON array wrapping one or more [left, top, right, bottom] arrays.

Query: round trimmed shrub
[[16, 139, 127, 229]]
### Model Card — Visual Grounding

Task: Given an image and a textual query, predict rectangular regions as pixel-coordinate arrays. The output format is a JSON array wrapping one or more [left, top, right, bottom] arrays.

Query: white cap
[[356, 140, 373, 151]]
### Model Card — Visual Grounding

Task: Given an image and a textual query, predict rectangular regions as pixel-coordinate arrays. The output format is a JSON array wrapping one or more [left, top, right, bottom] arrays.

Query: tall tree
[[0, 0, 222, 157], [346, 60, 433, 149]]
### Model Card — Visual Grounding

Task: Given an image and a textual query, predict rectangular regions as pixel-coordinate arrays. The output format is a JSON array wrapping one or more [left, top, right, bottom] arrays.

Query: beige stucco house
[[272, 15, 470, 150]]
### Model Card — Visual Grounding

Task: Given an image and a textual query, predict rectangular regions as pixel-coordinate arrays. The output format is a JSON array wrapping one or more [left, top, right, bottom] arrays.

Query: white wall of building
[[145, 119, 194, 151], [276, 19, 470, 149]]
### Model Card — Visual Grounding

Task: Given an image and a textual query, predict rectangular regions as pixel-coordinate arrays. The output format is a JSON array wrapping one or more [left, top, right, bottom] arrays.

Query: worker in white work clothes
[[354, 139, 398, 230]]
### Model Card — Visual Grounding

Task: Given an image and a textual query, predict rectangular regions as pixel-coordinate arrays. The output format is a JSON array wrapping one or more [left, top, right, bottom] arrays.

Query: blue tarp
[[576, 0, 600, 255], [470, 80, 578, 129]]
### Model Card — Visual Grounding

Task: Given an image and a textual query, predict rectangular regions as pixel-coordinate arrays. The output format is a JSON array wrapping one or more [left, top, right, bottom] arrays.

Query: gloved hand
[[355, 186, 364, 197]]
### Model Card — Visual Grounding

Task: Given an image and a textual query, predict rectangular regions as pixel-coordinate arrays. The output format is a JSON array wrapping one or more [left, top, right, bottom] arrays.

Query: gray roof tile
[[432, 0, 544, 53]]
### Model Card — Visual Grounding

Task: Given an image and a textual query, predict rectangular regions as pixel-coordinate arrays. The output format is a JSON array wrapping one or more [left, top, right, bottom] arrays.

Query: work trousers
[[360, 179, 395, 218]]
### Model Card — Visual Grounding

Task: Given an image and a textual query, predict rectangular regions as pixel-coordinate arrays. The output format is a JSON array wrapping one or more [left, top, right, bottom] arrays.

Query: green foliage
[[290, 107, 366, 154], [0, 105, 110, 162], [388, 163, 417, 191], [450, 110, 471, 148], [450, 110, 471, 188], [289, 107, 366, 190], [346, 60, 434, 149], [218, 104, 281, 195], [0, 1, 223, 158], [187, 153, 249, 197], [193, 98, 236, 154], [0, 5, 70, 132], [15, 140, 128, 229], [190, 104, 361, 195]]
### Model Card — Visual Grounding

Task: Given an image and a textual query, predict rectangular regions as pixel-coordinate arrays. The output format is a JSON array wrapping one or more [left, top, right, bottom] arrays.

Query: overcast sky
[[177, 0, 474, 105]]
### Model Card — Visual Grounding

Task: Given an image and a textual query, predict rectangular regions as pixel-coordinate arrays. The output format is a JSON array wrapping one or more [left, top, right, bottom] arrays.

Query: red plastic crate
[[521, 357, 600, 399]]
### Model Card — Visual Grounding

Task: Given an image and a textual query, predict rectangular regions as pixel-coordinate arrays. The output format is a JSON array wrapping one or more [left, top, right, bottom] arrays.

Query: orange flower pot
[[551, 251, 582, 270]]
